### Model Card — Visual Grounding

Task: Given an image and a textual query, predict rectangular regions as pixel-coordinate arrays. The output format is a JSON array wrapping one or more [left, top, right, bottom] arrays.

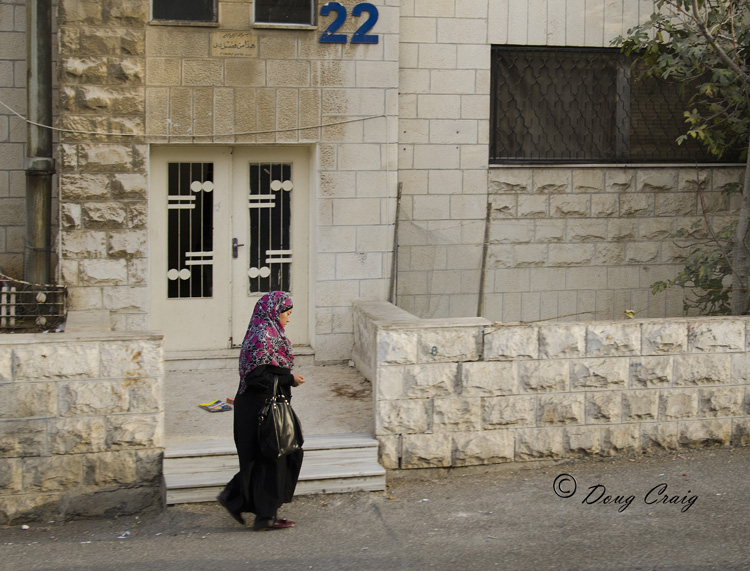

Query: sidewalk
[[2, 445, 749, 570], [164, 362, 375, 445]]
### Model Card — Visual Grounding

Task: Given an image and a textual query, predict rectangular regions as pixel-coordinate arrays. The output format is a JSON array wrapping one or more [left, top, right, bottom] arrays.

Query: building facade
[[1, 0, 744, 362]]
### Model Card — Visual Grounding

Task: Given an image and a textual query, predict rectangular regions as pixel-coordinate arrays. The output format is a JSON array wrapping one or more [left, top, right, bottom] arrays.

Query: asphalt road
[[3, 446, 749, 570]]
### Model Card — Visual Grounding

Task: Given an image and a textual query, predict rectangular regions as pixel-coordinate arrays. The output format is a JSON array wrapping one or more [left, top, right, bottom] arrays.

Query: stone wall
[[353, 301, 750, 469], [0, 332, 164, 524]]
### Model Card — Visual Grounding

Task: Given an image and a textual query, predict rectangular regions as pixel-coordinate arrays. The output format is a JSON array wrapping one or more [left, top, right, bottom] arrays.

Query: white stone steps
[[164, 433, 386, 504]]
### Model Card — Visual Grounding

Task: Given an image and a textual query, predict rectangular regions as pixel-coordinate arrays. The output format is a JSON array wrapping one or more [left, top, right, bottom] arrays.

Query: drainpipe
[[24, 0, 55, 284]]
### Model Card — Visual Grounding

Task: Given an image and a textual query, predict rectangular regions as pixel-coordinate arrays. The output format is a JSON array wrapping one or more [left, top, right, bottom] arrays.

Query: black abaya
[[219, 365, 303, 520]]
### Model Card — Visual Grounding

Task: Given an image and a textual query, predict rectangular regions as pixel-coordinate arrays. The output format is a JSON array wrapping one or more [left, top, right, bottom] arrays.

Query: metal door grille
[[247, 162, 292, 294], [167, 162, 214, 299]]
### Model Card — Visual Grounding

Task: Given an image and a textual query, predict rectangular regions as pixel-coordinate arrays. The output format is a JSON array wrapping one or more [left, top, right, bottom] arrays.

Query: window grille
[[490, 45, 742, 164], [254, 0, 315, 25], [166, 162, 214, 299], [246, 163, 293, 294], [0, 273, 67, 333], [152, 0, 216, 23]]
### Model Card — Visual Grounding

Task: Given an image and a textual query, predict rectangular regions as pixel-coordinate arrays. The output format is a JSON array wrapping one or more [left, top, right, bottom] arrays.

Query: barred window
[[490, 45, 741, 164], [152, 0, 216, 23], [254, 0, 315, 26]]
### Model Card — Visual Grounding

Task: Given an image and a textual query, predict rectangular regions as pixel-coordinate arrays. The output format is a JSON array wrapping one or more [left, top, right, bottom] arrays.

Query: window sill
[[149, 20, 219, 27], [253, 23, 317, 31]]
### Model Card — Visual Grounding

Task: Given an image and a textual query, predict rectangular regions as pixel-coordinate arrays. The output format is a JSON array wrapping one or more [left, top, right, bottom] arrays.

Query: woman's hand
[[292, 374, 305, 387]]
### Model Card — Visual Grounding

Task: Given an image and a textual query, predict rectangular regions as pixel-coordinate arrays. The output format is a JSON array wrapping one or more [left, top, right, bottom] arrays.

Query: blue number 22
[[320, 2, 379, 44]]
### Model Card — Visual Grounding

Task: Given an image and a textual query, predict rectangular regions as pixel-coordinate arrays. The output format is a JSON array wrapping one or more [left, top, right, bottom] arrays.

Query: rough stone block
[[0, 349, 11, 382], [60, 230, 107, 258], [49, 417, 107, 455], [483, 325, 538, 360], [678, 419, 731, 448], [515, 427, 564, 460], [377, 399, 431, 434], [80, 259, 128, 285], [401, 434, 452, 468], [460, 361, 517, 396], [433, 398, 481, 432], [135, 449, 164, 484], [377, 435, 401, 469], [586, 392, 622, 423], [731, 418, 750, 446], [59, 380, 129, 417], [0, 420, 47, 458], [127, 377, 162, 414], [0, 382, 57, 419], [539, 324, 585, 359], [564, 426, 602, 457], [377, 329, 418, 365], [518, 360, 568, 392], [102, 286, 147, 313], [659, 390, 698, 419], [108, 231, 147, 258], [630, 357, 672, 387], [111, 173, 147, 198], [730, 354, 750, 384], [642, 321, 688, 355], [601, 425, 640, 456], [418, 328, 481, 363], [377, 367, 405, 400], [24, 456, 83, 492], [0, 457, 22, 492], [641, 423, 679, 452], [82, 202, 128, 228], [622, 390, 658, 421], [78, 145, 133, 172], [402, 363, 458, 398], [452, 431, 514, 466], [689, 320, 744, 353], [538, 394, 584, 425], [699, 387, 744, 417], [483, 395, 535, 428], [673, 354, 731, 386], [571, 358, 628, 389], [84, 451, 137, 486], [13, 344, 100, 380], [586, 323, 640, 357], [107, 414, 163, 448], [100, 340, 162, 379]]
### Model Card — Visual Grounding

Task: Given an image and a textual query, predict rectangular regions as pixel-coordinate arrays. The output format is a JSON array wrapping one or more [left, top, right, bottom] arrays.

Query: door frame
[[148, 144, 315, 353]]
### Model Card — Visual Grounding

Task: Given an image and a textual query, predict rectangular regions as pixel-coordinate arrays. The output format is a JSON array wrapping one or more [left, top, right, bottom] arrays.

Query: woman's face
[[279, 308, 292, 328]]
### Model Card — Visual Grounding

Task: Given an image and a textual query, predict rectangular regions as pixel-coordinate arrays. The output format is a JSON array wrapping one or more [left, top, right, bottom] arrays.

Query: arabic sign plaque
[[211, 32, 258, 57]]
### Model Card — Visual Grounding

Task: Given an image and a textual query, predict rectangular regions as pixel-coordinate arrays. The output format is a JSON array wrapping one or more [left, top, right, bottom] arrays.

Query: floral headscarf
[[238, 292, 294, 387]]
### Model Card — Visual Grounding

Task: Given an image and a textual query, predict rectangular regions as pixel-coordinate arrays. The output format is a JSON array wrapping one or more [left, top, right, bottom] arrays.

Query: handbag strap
[[269, 375, 279, 400]]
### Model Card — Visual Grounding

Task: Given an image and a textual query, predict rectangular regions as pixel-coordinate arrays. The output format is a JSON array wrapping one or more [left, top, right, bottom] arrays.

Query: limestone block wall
[[0, 332, 164, 524], [477, 166, 744, 324], [57, 0, 149, 332], [353, 301, 750, 470]]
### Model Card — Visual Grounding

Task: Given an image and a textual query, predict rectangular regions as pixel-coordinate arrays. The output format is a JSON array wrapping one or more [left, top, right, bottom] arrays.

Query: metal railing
[[0, 273, 67, 333]]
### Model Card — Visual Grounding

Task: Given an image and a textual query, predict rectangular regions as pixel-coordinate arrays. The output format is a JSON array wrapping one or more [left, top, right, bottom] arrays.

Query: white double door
[[149, 146, 310, 352]]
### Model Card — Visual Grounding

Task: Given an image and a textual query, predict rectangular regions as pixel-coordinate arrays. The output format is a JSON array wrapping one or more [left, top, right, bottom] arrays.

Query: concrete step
[[165, 345, 315, 371], [164, 433, 386, 504]]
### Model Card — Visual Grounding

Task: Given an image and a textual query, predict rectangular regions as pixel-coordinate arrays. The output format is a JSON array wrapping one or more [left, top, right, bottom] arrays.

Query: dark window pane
[[153, 0, 216, 22], [490, 45, 742, 164], [255, 0, 314, 25]]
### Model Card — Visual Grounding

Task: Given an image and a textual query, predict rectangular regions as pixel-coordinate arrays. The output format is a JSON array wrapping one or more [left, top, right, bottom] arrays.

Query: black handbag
[[258, 376, 304, 459]]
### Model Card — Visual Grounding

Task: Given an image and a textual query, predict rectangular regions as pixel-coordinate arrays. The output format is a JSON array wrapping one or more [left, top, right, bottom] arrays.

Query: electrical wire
[[0, 98, 386, 138]]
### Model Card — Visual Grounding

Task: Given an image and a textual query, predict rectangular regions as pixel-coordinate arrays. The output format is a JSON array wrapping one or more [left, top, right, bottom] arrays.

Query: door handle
[[232, 238, 244, 259]]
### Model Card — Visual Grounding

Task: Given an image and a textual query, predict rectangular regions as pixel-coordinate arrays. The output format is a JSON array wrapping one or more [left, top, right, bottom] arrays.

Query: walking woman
[[218, 291, 305, 530]]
